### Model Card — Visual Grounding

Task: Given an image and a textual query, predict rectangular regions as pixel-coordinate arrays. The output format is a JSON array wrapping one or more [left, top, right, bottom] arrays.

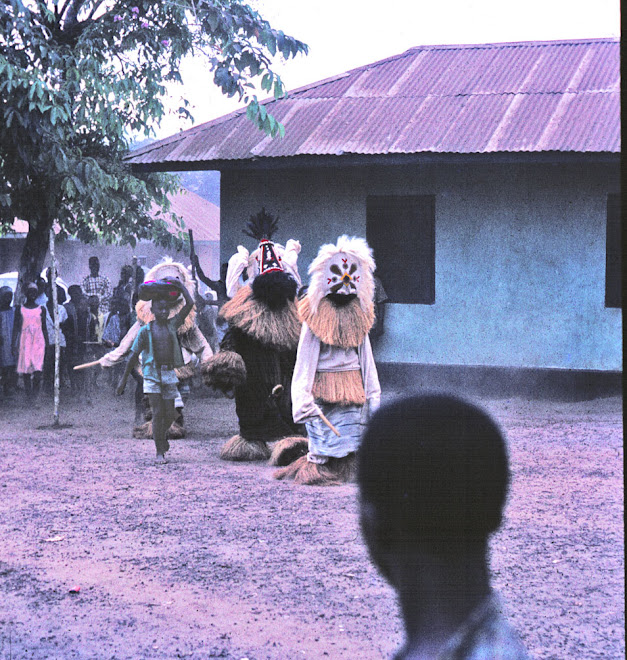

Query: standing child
[[0, 286, 17, 396], [12, 282, 48, 396], [102, 294, 130, 389], [117, 279, 193, 464], [88, 295, 104, 344], [43, 286, 68, 394], [86, 294, 103, 394], [64, 285, 94, 397]]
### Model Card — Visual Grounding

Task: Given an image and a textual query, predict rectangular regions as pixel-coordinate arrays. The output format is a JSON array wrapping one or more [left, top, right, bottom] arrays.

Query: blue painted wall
[[221, 160, 621, 371]]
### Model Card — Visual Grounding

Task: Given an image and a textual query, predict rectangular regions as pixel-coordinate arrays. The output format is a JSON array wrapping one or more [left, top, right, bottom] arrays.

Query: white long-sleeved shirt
[[291, 323, 381, 423]]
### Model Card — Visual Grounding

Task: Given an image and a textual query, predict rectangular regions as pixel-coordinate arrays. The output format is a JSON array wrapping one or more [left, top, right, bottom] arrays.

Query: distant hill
[[130, 138, 220, 207]]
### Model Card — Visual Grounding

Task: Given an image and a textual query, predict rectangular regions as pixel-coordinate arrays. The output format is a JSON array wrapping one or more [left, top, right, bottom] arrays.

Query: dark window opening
[[367, 195, 435, 304], [605, 193, 621, 308]]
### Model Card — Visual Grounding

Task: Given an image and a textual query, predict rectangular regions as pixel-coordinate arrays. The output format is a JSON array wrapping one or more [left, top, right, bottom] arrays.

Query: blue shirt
[[131, 317, 185, 382]]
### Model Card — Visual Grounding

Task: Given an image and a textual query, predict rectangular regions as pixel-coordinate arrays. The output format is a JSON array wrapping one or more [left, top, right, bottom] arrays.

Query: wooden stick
[[73, 360, 101, 371], [189, 229, 197, 280], [318, 411, 341, 437], [49, 228, 60, 427]]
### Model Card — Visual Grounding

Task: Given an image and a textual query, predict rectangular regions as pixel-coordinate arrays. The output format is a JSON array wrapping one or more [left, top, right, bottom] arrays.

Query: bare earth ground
[[0, 381, 623, 660]]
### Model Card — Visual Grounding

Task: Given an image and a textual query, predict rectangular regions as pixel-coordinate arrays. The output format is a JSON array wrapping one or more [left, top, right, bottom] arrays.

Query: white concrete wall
[[221, 161, 621, 371]]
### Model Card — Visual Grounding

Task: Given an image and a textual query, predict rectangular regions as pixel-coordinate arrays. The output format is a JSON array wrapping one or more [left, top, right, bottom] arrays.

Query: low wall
[[376, 362, 623, 401]]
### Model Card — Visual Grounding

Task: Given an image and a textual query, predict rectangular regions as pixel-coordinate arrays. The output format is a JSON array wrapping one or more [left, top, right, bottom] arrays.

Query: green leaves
[[0, 0, 305, 285], [245, 96, 284, 138]]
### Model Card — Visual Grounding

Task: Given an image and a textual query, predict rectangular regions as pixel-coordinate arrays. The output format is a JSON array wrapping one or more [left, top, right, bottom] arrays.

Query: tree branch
[[56, 0, 74, 24], [87, 0, 109, 22], [62, 0, 88, 30]]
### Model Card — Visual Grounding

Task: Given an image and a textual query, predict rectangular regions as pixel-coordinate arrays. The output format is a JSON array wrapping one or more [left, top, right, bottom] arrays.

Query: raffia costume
[[99, 259, 213, 438], [273, 236, 381, 485], [203, 210, 306, 461]]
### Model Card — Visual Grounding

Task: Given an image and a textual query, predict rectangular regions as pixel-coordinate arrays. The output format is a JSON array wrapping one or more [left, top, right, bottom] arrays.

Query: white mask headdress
[[307, 235, 376, 314], [143, 257, 194, 292], [136, 257, 196, 331]]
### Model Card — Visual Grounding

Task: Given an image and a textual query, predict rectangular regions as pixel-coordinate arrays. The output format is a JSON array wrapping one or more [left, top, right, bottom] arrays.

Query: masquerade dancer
[[203, 209, 306, 461], [273, 235, 381, 485]]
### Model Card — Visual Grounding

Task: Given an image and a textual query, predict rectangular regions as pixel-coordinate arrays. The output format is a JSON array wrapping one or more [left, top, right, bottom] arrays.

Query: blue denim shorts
[[143, 366, 179, 399], [305, 403, 364, 460]]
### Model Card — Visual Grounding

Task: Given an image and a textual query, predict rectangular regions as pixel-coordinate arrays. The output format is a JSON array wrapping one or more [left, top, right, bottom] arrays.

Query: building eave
[[129, 150, 620, 174]]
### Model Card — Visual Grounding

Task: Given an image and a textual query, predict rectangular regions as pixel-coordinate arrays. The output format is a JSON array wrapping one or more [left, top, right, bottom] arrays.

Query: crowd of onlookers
[[0, 255, 230, 401], [0, 253, 241, 404], [0, 256, 145, 399]]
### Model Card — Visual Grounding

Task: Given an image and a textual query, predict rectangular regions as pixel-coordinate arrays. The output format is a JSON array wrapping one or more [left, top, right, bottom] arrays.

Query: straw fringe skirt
[[219, 435, 270, 461], [273, 453, 358, 485]]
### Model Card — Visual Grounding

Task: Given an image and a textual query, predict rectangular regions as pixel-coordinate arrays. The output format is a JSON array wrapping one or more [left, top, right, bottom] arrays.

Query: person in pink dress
[[12, 282, 48, 396]]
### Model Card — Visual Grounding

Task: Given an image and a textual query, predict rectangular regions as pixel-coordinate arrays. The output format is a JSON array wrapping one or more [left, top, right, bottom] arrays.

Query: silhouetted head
[[68, 285, 84, 303], [47, 285, 67, 309], [88, 256, 100, 277], [88, 295, 99, 314], [120, 265, 134, 282], [0, 286, 12, 309], [151, 297, 170, 322], [25, 282, 38, 304], [358, 393, 510, 572]]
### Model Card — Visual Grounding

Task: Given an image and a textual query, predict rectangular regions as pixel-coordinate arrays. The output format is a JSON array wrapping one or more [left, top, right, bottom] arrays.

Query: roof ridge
[[404, 36, 619, 51], [287, 37, 620, 97]]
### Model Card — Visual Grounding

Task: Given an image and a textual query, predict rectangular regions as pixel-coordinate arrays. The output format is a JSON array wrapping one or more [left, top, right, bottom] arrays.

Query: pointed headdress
[[225, 208, 302, 298], [243, 208, 284, 276]]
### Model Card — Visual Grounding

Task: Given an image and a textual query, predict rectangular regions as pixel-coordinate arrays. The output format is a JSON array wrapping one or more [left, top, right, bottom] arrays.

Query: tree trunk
[[16, 217, 52, 303]]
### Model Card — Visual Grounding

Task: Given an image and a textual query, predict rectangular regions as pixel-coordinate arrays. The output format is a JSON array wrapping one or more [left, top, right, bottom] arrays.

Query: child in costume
[[13, 282, 49, 397], [274, 235, 381, 485], [116, 279, 194, 464], [99, 258, 213, 436], [203, 209, 306, 461]]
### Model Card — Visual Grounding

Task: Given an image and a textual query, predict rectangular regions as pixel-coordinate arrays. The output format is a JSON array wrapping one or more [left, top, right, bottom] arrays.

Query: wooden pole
[[189, 229, 196, 280], [130, 255, 137, 316], [49, 228, 60, 427]]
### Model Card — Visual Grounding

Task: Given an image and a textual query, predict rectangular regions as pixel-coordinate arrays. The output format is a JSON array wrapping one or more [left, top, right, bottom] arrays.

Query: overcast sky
[[157, 0, 620, 137]]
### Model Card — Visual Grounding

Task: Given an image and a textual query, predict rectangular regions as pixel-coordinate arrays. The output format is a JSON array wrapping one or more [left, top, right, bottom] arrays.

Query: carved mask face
[[325, 252, 361, 298]]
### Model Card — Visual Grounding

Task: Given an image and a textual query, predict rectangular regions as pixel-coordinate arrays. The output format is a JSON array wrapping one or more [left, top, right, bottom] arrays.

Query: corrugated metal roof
[[127, 38, 620, 168]]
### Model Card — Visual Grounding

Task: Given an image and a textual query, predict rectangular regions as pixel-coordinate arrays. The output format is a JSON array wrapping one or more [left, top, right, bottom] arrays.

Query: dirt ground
[[0, 380, 623, 660]]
